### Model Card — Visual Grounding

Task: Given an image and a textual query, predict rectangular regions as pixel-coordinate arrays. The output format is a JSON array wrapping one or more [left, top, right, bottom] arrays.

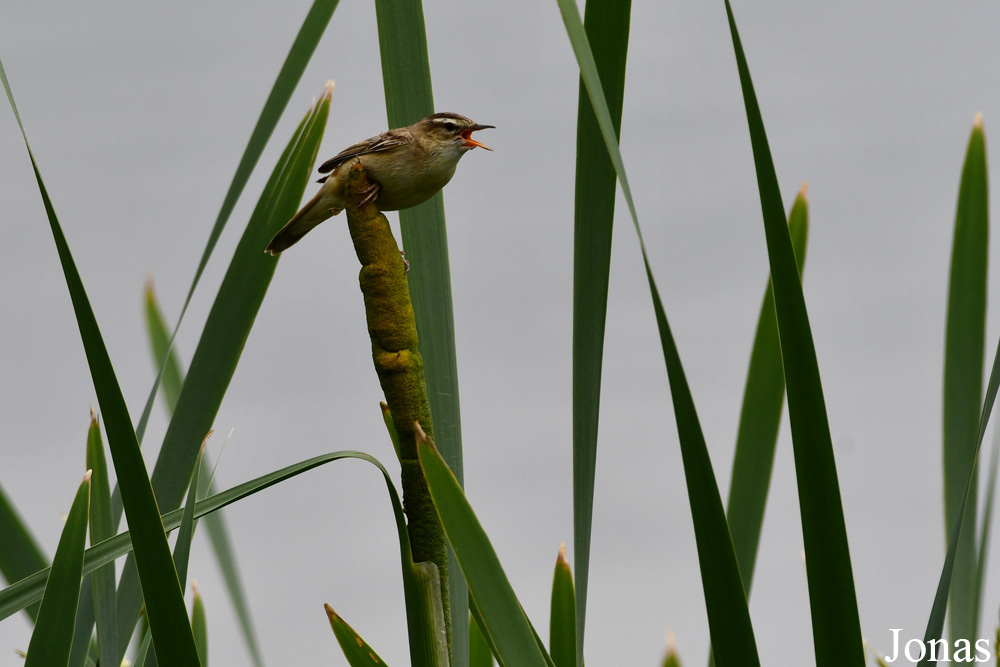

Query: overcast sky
[[4, 1, 1000, 665]]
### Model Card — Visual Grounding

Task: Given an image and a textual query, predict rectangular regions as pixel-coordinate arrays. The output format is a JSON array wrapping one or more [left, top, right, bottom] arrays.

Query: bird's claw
[[358, 181, 380, 207], [401, 250, 410, 273]]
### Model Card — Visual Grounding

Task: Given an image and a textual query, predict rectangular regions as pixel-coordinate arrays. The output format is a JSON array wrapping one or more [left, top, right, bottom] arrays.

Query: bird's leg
[[400, 250, 410, 273]]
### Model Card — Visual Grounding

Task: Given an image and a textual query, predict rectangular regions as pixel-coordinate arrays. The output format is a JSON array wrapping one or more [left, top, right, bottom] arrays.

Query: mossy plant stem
[[343, 162, 451, 651]]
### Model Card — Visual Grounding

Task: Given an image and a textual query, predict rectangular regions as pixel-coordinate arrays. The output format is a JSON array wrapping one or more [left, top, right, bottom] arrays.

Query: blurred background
[[3, 1, 1000, 664]]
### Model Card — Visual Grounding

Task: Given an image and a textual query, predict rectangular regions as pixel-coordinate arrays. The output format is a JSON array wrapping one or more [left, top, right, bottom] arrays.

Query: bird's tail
[[265, 190, 340, 255]]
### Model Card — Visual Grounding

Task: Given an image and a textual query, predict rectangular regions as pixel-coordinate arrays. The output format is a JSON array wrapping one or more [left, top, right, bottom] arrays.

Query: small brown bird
[[265, 112, 494, 255]]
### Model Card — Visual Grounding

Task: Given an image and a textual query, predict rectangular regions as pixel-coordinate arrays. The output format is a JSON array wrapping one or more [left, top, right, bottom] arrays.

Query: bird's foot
[[401, 250, 410, 273], [358, 181, 380, 207]]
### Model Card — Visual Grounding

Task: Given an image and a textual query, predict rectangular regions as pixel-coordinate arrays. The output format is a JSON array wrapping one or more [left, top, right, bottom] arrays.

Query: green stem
[[344, 162, 451, 651]]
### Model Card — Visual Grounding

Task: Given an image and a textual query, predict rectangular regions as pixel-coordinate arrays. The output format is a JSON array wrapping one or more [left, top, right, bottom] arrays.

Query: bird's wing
[[316, 129, 410, 174]]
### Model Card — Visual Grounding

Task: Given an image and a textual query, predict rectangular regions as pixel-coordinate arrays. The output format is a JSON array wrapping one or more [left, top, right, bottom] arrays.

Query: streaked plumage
[[265, 112, 493, 255]]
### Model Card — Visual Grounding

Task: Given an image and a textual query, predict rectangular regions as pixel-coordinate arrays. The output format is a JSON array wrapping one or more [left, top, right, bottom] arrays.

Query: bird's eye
[[444, 121, 456, 132]]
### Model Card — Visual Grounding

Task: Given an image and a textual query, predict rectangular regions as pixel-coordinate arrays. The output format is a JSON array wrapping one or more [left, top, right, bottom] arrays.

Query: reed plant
[[1, 1, 998, 666]]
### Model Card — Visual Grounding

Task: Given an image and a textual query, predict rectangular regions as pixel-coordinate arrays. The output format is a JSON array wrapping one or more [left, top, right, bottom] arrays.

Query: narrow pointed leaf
[[0, 63, 52, 625], [710, 186, 808, 667], [133, 631, 153, 667], [973, 437, 1000, 634], [132, 0, 338, 449], [549, 544, 577, 667], [173, 436, 208, 591], [2, 55, 202, 667], [192, 583, 208, 667], [0, 485, 46, 621], [0, 451, 373, 618], [726, 187, 809, 590], [470, 599, 503, 667], [942, 118, 988, 643], [920, 334, 1000, 665], [645, 263, 761, 667], [144, 282, 185, 412], [325, 604, 389, 667], [570, 0, 631, 655], [67, 576, 95, 667], [555, 2, 760, 664], [663, 644, 682, 667], [85, 415, 117, 667], [123, 7, 340, 659], [115, 86, 332, 661], [722, 2, 864, 664], [145, 281, 264, 667], [418, 435, 551, 667], [381, 402, 402, 463], [470, 612, 494, 667], [24, 473, 91, 667], [374, 2, 468, 659], [1, 449, 446, 667]]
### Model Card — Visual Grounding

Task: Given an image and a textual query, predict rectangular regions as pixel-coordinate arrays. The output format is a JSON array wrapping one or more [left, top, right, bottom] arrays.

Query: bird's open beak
[[462, 124, 495, 151]]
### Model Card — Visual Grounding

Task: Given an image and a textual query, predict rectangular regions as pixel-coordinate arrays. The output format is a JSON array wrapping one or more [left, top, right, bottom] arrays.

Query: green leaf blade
[[146, 278, 265, 667], [943, 117, 988, 643], [172, 436, 207, 592], [726, 186, 809, 592], [132, 0, 339, 448], [374, 1, 468, 660], [644, 265, 761, 667], [24, 473, 91, 667], [325, 605, 389, 667], [115, 85, 333, 660], [192, 584, 208, 667], [722, 2, 864, 664], [549, 545, 577, 667], [0, 484, 47, 622], [418, 438, 550, 667], [570, 0, 631, 656], [144, 281, 185, 413], [3, 53, 203, 667], [86, 414, 117, 667], [470, 612, 494, 667]]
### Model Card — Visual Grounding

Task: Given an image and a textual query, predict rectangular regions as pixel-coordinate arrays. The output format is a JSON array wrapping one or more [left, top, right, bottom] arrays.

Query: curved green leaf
[[145, 282, 263, 667], [0, 451, 365, 620], [417, 434, 551, 667], [722, 2, 864, 664], [133, 0, 339, 447], [2, 54, 202, 667], [0, 447, 448, 667], [24, 473, 90, 667], [644, 262, 761, 667], [115, 84, 333, 661], [555, 1, 761, 664]]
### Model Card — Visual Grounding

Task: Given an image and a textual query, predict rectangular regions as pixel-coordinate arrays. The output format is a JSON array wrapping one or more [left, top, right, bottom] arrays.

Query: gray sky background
[[3, 1, 1000, 665]]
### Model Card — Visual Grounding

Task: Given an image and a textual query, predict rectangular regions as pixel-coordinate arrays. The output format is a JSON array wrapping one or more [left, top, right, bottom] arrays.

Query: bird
[[265, 112, 494, 255]]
